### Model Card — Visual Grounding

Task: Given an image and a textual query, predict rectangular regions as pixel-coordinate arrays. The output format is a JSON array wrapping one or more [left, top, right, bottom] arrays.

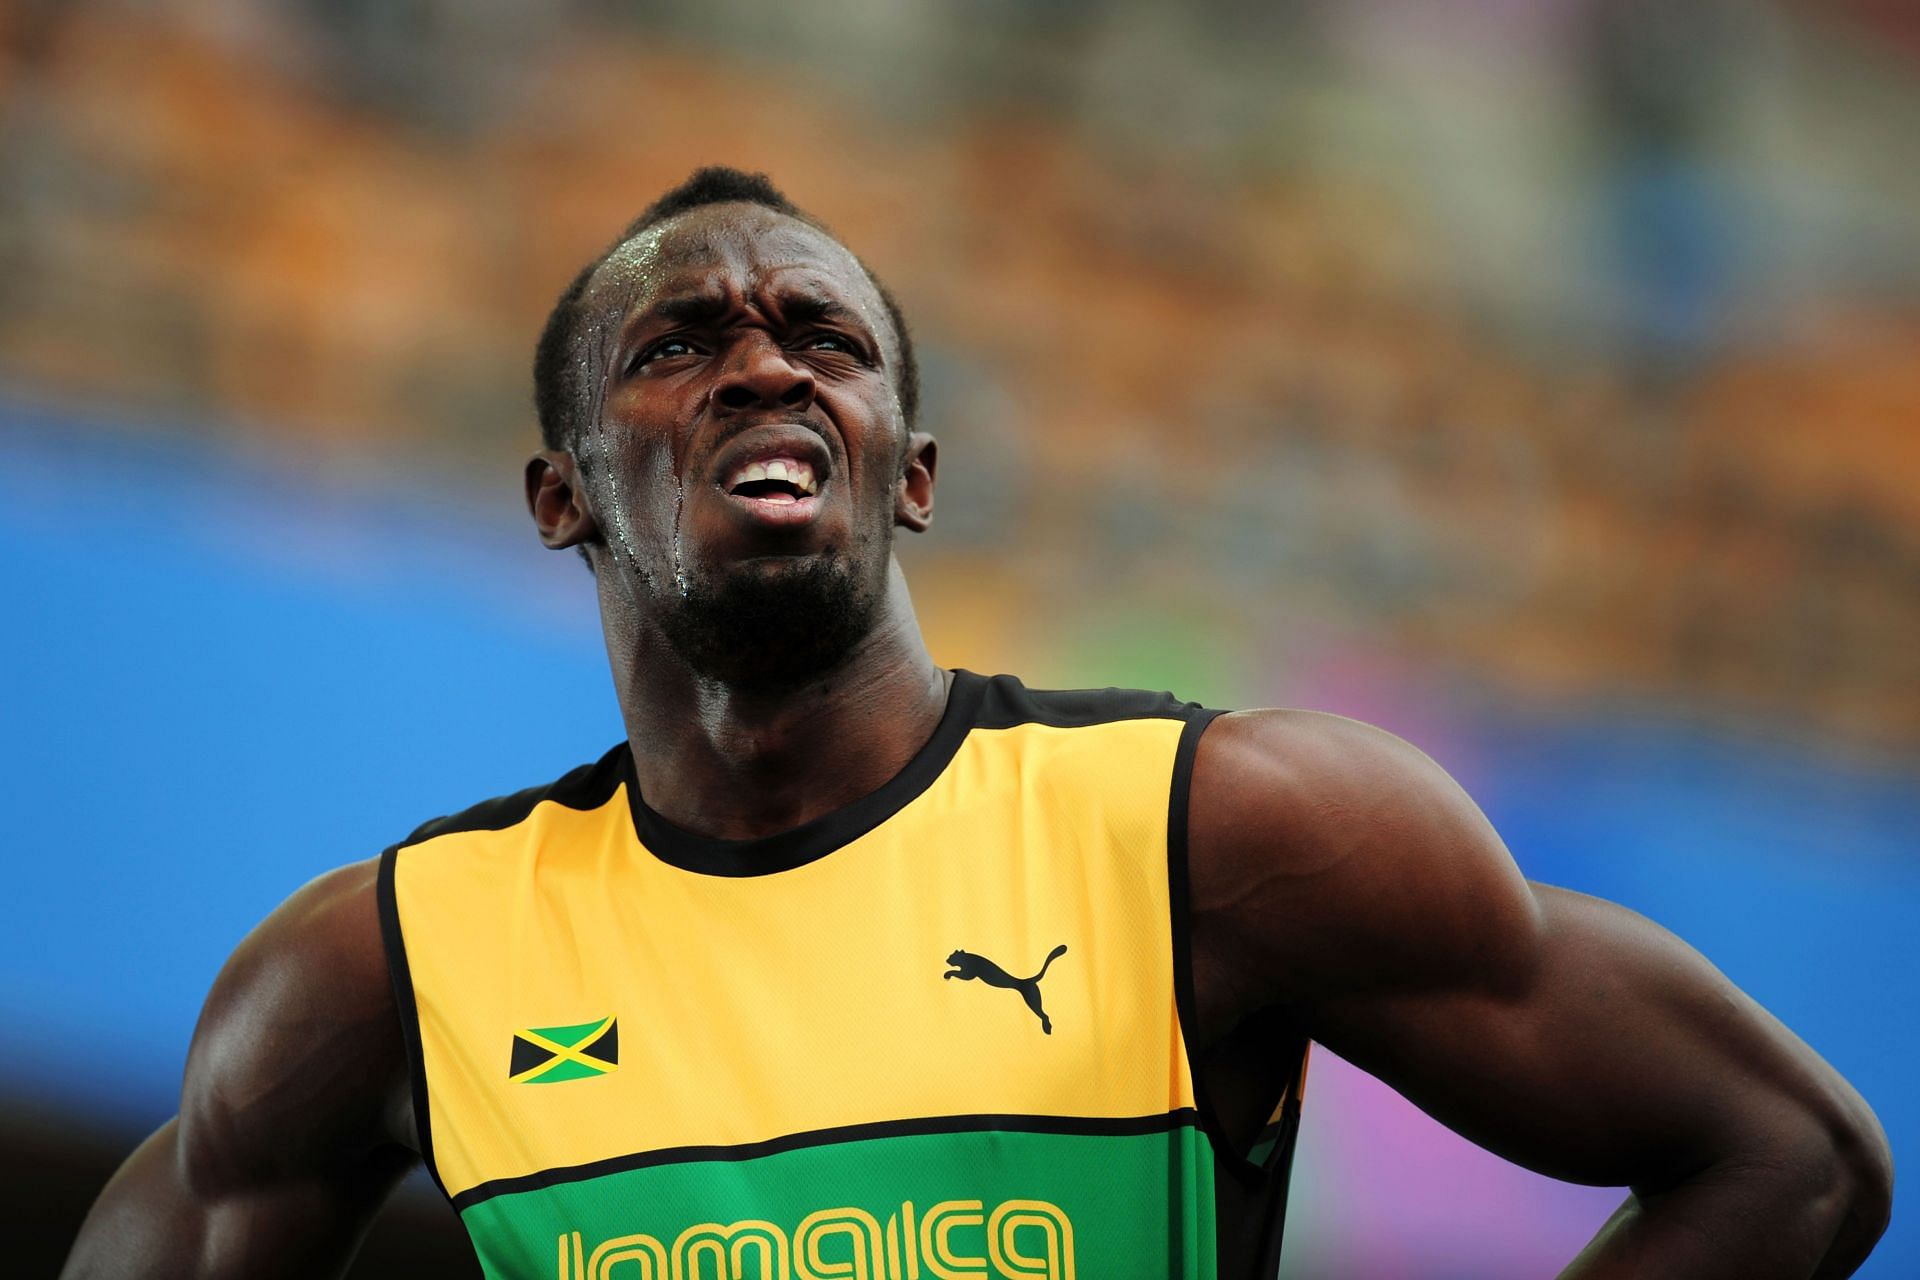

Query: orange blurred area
[[2, 0, 1916, 744]]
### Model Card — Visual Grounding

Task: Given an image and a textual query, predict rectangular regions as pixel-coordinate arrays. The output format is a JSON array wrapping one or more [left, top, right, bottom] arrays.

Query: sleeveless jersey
[[378, 671, 1307, 1279]]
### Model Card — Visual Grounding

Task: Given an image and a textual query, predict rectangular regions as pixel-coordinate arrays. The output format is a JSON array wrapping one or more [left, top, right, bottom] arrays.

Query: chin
[[659, 549, 882, 689]]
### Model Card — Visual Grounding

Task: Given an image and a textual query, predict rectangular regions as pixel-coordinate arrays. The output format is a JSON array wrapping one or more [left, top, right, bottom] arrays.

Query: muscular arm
[[1188, 710, 1894, 1279], [63, 859, 418, 1279]]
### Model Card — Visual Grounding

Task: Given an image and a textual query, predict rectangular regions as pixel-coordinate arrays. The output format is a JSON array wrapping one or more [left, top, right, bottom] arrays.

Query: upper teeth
[[731, 458, 818, 495]]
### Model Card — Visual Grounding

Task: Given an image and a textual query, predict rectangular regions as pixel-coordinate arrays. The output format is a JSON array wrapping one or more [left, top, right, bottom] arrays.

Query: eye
[[631, 336, 703, 372], [799, 332, 865, 359]]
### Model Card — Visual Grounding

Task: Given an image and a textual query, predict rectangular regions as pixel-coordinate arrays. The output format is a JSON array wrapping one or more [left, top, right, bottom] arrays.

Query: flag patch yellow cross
[[509, 1016, 618, 1084]]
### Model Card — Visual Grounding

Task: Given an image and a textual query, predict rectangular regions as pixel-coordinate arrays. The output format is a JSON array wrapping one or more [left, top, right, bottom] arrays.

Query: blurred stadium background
[[3, 1, 1917, 1276]]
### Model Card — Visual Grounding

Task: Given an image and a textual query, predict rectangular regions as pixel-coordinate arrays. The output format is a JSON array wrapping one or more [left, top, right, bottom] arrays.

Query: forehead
[[588, 203, 885, 331]]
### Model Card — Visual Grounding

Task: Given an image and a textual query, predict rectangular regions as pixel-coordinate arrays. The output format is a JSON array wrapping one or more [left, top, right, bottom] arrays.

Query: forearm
[[64, 1122, 210, 1279], [1560, 1147, 1890, 1280]]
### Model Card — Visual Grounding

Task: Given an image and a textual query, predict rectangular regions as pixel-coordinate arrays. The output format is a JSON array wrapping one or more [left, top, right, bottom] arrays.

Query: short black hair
[[532, 167, 919, 452]]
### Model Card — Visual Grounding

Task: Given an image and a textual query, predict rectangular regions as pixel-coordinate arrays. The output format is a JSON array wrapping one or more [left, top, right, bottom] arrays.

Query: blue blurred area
[[3, 401, 1914, 1273], [1, 401, 619, 1126]]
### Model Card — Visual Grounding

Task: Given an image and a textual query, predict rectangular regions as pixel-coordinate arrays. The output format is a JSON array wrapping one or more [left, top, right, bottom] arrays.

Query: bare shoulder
[[1185, 708, 1542, 1030], [178, 855, 411, 1192]]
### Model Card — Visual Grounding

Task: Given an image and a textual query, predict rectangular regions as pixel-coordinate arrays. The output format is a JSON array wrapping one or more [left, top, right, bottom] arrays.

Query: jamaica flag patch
[[509, 1016, 618, 1084]]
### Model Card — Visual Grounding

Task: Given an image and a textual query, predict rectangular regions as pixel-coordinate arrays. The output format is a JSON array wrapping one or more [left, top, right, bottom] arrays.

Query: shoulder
[[187, 858, 391, 1073], [395, 745, 629, 849], [1185, 709, 1543, 1027], [962, 674, 1203, 820], [178, 857, 407, 1190], [1189, 707, 1475, 846], [969, 671, 1196, 730]]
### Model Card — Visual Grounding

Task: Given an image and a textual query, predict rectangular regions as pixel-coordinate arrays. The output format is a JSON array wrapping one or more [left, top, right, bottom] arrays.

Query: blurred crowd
[[3, 0, 1916, 745]]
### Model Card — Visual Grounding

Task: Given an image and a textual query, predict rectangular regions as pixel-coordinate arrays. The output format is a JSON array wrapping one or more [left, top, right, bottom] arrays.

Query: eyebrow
[[779, 292, 884, 361], [780, 292, 860, 328], [645, 292, 731, 328], [637, 287, 868, 333]]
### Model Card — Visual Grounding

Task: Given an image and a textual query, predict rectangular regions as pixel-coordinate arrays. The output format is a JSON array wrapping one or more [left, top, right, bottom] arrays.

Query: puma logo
[[944, 944, 1069, 1034]]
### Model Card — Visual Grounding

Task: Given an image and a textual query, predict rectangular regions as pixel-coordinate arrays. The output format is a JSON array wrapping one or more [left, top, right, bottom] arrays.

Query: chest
[[476, 822, 1177, 1151], [398, 768, 1198, 1205]]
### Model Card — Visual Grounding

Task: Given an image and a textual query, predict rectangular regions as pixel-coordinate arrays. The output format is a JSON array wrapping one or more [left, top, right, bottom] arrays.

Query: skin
[[63, 203, 1893, 1278]]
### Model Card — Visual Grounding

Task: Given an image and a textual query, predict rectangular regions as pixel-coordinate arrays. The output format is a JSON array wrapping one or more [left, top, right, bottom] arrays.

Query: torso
[[367, 672, 1306, 1278]]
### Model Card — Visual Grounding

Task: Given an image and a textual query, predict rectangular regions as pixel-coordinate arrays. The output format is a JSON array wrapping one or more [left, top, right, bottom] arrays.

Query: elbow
[[1711, 1092, 1894, 1273], [1780, 1095, 1894, 1273], [1828, 1105, 1895, 1259]]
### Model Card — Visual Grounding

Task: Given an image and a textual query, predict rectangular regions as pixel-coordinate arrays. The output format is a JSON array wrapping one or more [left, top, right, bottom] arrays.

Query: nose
[[711, 331, 815, 416]]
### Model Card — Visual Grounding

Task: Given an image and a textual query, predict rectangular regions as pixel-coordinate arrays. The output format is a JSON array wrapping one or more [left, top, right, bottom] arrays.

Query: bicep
[[63, 1117, 410, 1280], [63, 861, 415, 1278], [1310, 883, 1864, 1193], [1192, 709, 1880, 1197]]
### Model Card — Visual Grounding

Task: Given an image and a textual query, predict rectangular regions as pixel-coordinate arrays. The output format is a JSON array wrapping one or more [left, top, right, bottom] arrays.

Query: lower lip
[[722, 489, 824, 527]]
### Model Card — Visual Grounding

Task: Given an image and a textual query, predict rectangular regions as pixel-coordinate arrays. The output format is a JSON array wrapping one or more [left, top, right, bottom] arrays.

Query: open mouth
[[724, 456, 819, 505]]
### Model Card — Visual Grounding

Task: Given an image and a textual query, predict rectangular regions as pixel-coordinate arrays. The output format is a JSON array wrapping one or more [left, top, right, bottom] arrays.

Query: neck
[[604, 559, 951, 842]]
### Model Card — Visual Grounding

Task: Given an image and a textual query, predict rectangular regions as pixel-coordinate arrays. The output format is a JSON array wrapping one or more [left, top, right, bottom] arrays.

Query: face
[[529, 202, 935, 686]]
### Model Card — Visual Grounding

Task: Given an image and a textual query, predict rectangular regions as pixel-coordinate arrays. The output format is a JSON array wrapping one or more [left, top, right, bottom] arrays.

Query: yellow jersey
[[379, 670, 1305, 1279]]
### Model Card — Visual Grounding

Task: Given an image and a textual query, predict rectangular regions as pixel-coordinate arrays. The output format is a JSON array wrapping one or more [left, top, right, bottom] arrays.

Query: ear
[[525, 449, 600, 551], [893, 432, 937, 532]]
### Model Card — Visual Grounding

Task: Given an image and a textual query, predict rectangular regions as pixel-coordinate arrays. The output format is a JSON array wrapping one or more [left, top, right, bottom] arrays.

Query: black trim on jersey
[[448, 1108, 1204, 1211], [625, 669, 988, 876], [971, 674, 1193, 730], [1166, 707, 1269, 1189], [1250, 1088, 1307, 1278], [626, 671, 1203, 877], [376, 844, 446, 1201], [399, 749, 628, 848]]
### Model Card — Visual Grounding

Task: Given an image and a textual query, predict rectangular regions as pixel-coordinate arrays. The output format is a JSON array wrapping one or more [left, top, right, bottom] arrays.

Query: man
[[64, 168, 1891, 1279]]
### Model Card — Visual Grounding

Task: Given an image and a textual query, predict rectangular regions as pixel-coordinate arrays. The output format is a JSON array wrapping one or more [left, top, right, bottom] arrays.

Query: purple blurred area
[[3, 3, 1917, 1277]]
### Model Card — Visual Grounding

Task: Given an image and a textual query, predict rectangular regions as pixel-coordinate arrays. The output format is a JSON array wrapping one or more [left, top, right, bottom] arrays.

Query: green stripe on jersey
[[461, 1122, 1218, 1279]]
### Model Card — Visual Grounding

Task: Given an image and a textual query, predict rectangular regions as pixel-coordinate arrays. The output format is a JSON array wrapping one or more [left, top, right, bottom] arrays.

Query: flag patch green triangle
[[509, 1015, 618, 1084]]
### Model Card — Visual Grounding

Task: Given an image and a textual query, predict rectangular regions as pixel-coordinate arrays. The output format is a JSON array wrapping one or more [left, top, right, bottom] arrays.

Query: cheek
[[595, 372, 695, 458], [586, 430, 680, 552], [848, 443, 904, 526], [838, 407, 906, 491]]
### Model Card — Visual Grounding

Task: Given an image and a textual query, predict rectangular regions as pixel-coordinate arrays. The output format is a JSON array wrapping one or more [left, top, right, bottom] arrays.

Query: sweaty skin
[[62, 203, 1893, 1279]]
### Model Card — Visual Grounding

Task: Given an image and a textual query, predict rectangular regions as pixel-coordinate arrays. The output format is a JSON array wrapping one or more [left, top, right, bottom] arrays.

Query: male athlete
[[65, 168, 1890, 1279]]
